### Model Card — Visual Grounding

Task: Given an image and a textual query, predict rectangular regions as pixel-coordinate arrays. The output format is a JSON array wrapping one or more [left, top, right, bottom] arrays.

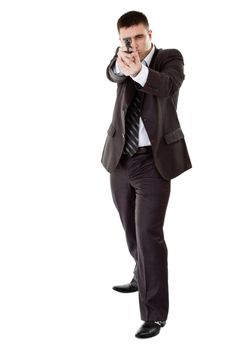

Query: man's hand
[[116, 46, 142, 77]]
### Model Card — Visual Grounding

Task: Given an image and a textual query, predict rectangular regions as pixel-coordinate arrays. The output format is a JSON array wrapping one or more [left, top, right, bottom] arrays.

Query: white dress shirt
[[114, 44, 155, 146]]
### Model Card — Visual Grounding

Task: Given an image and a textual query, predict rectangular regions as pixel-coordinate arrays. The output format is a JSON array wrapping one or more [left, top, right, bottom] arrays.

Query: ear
[[148, 29, 152, 39]]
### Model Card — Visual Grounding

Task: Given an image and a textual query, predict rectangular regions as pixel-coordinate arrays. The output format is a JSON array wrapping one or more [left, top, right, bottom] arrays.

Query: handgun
[[123, 37, 133, 53]]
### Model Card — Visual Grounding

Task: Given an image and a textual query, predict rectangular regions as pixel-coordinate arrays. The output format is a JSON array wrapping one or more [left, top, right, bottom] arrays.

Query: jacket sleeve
[[135, 49, 185, 97], [106, 47, 127, 84]]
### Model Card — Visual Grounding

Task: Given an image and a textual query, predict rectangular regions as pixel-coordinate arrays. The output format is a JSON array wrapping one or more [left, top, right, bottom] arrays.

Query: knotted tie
[[123, 91, 144, 156]]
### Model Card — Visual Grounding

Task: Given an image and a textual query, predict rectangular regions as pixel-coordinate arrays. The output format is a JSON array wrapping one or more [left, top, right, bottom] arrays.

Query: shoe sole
[[112, 287, 138, 293]]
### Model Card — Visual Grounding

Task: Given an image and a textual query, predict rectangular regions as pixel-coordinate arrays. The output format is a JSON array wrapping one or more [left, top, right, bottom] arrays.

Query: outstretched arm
[[134, 49, 185, 97]]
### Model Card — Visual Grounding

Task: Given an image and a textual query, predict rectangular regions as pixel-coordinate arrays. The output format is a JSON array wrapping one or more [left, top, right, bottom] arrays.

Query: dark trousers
[[110, 149, 171, 321]]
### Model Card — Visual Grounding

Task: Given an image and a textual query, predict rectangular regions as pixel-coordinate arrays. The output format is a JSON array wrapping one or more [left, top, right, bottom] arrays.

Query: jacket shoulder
[[157, 48, 184, 64]]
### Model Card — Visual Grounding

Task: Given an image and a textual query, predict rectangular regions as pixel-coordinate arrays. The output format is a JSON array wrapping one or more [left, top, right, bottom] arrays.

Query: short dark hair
[[117, 11, 149, 32]]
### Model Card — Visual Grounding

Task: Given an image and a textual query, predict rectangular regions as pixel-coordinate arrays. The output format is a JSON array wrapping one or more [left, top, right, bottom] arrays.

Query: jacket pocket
[[107, 123, 116, 137], [164, 127, 184, 144]]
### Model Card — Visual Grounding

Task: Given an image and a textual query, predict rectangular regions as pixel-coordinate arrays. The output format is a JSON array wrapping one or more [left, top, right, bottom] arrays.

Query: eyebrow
[[122, 34, 145, 40]]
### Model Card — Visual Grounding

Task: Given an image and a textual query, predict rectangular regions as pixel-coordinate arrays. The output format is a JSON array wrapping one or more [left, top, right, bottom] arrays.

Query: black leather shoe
[[112, 278, 138, 293], [135, 321, 166, 339]]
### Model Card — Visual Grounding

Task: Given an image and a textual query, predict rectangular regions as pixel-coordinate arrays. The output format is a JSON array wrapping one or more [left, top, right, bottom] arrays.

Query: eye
[[135, 35, 144, 40]]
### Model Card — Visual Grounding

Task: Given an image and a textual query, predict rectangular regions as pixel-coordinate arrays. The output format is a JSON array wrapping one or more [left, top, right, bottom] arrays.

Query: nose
[[131, 38, 137, 50]]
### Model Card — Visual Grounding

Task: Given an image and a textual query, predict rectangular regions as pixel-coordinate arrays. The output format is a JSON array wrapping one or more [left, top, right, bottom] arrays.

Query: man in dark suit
[[101, 11, 192, 339]]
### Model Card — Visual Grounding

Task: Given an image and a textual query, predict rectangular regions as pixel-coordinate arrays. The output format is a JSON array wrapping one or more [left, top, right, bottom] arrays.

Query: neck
[[141, 43, 153, 61]]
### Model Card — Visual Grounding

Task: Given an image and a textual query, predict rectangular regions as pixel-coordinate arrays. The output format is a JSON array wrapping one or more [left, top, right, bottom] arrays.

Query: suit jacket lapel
[[149, 45, 160, 69]]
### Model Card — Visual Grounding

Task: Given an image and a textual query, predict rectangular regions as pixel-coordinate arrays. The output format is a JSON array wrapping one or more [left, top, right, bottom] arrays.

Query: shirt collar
[[143, 44, 155, 67]]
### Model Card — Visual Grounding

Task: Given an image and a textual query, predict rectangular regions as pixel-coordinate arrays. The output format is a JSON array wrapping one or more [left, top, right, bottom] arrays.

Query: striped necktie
[[123, 91, 144, 156]]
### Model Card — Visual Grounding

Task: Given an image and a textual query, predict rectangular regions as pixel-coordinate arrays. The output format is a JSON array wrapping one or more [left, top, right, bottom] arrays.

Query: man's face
[[119, 23, 152, 61]]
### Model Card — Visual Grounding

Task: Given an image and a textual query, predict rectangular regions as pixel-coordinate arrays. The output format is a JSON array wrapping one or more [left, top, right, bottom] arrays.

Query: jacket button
[[122, 133, 125, 138]]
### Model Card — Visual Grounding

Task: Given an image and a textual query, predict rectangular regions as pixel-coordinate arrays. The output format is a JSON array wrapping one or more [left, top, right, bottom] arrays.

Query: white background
[[1, 0, 228, 349]]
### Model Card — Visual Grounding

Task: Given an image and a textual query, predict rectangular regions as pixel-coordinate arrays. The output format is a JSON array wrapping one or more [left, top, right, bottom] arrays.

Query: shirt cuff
[[131, 64, 149, 87], [113, 61, 124, 76]]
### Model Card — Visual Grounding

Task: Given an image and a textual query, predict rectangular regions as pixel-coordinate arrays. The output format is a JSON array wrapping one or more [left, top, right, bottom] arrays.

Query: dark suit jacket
[[101, 46, 192, 180]]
